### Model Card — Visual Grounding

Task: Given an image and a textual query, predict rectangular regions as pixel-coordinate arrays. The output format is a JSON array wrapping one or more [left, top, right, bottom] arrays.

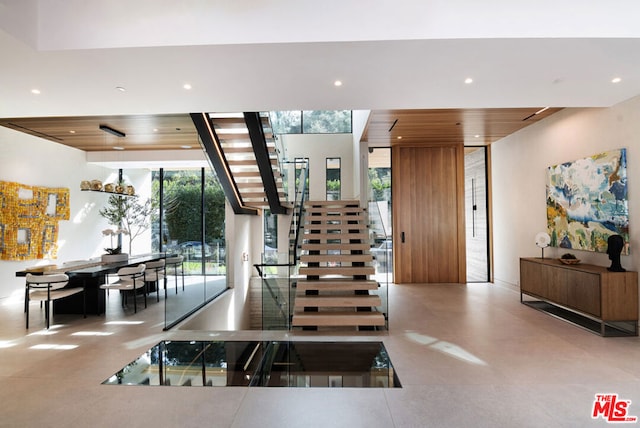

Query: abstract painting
[[0, 181, 69, 260], [546, 148, 628, 253]]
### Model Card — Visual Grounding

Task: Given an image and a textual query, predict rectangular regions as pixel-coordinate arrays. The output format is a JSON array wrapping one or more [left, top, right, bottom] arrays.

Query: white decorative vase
[[101, 253, 129, 263]]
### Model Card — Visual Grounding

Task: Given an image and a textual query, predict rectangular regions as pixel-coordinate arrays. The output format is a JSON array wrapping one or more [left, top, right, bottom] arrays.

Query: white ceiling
[[2, 0, 640, 119]]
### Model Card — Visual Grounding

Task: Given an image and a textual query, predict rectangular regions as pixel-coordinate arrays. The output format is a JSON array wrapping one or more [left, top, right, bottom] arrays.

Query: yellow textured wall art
[[0, 181, 70, 260]]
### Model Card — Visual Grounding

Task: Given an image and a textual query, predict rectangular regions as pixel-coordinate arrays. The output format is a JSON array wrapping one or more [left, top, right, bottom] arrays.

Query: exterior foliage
[[157, 171, 225, 244]]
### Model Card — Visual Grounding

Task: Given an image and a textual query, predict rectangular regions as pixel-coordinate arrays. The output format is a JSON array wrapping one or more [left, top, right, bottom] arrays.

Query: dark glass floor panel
[[103, 341, 401, 388]]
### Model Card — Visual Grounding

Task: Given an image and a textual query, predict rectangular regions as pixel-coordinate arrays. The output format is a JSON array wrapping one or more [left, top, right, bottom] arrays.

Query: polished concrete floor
[[0, 282, 638, 427]]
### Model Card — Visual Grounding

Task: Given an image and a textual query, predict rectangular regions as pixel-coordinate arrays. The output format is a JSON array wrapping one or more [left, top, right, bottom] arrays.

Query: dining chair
[[165, 256, 185, 294], [25, 273, 85, 329], [99, 264, 147, 313], [144, 259, 166, 302]]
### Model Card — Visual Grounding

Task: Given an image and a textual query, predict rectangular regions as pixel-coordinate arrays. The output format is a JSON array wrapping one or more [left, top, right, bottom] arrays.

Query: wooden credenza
[[520, 257, 638, 336]]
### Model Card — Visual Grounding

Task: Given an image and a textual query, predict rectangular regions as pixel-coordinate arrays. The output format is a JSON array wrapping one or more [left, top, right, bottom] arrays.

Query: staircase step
[[300, 254, 373, 263], [232, 171, 262, 178], [228, 159, 279, 166], [303, 214, 365, 222], [306, 206, 366, 214], [305, 200, 362, 207], [296, 279, 379, 291], [221, 146, 255, 153], [304, 223, 368, 231], [303, 232, 369, 241], [235, 182, 264, 188], [294, 295, 382, 308], [300, 243, 370, 251], [291, 311, 386, 327], [299, 266, 375, 276]]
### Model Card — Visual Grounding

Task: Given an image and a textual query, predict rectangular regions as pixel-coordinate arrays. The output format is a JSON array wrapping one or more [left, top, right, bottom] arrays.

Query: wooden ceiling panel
[[1, 108, 563, 153], [0, 114, 200, 151], [362, 108, 562, 146]]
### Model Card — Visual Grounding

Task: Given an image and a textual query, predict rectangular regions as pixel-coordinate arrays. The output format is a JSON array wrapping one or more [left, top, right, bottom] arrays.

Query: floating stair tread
[[232, 171, 262, 177], [296, 279, 379, 291], [222, 146, 255, 153], [299, 266, 375, 276], [304, 223, 369, 231], [303, 232, 369, 240], [212, 116, 270, 127], [217, 133, 254, 141], [228, 159, 268, 166], [306, 207, 366, 214], [294, 295, 382, 308], [305, 200, 362, 207], [236, 182, 265, 189], [241, 192, 267, 198], [304, 215, 365, 222], [300, 254, 373, 263], [291, 312, 386, 327], [300, 243, 370, 251]]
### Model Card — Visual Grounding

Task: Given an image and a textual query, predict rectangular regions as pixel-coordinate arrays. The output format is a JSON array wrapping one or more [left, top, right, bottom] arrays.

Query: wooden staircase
[[292, 200, 386, 330], [209, 113, 286, 209]]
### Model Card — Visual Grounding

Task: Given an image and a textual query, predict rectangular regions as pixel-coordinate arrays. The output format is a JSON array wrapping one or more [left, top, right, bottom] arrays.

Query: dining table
[[16, 253, 173, 315]]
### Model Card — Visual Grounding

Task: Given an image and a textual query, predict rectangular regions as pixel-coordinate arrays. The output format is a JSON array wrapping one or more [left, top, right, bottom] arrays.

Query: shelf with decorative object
[[80, 180, 136, 196], [81, 189, 137, 198], [520, 257, 638, 336]]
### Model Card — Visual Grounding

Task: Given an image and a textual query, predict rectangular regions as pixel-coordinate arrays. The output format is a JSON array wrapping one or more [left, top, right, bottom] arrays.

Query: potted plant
[[99, 193, 153, 261], [101, 228, 129, 262]]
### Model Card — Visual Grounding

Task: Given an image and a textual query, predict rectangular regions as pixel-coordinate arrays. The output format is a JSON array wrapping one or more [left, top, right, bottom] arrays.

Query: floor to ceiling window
[[368, 148, 392, 280], [464, 146, 490, 282], [326, 157, 341, 200], [151, 167, 228, 329]]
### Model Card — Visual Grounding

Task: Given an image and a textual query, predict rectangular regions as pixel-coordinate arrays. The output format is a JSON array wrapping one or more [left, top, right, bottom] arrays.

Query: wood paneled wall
[[392, 143, 466, 283]]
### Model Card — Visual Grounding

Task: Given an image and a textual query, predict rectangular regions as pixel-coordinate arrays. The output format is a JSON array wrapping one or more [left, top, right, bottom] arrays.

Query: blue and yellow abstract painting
[[546, 148, 628, 253]]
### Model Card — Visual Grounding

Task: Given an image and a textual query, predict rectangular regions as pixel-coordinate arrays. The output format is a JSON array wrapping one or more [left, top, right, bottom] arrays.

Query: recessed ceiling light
[[69, 130, 76, 134], [112, 146, 124, 151], [181, 145, 192, 149], [115, 86, 126, 92], [611, 77, 622, 83], [474, 134, 480, 138], [31, 89, 41, 94], [397, 136, 403, 140], [153, 128, 158, 132], [464, 78, 473, 84], [183, 83, 192, 90], [334, 80, 343, 87]]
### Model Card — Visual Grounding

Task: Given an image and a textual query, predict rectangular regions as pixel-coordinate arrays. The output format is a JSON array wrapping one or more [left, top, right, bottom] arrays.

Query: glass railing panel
[[368, 200, 391, 330], [258, 251, 291, 330], [255, 159, 308, 331]]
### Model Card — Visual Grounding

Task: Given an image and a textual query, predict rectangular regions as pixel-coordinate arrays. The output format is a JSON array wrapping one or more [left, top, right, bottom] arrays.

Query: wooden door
[[392, 144, 466, 283]]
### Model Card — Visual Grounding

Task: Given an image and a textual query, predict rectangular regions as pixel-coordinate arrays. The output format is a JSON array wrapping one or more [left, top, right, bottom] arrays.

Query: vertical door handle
[[401, 232, 405, 243]]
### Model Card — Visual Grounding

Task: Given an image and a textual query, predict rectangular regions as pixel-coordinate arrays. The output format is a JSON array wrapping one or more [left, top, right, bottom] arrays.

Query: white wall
[[282, 133, 355, 201], [0, 127, 121, 299], [492, 95, 640, 289]]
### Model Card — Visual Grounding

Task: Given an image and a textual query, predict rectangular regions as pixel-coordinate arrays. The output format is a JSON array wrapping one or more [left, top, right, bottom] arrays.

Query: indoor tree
[[99, 194, 154, 255]]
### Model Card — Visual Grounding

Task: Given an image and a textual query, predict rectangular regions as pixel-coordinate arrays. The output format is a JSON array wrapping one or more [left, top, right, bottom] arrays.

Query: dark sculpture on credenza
[[606, 234, 626, 272]]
